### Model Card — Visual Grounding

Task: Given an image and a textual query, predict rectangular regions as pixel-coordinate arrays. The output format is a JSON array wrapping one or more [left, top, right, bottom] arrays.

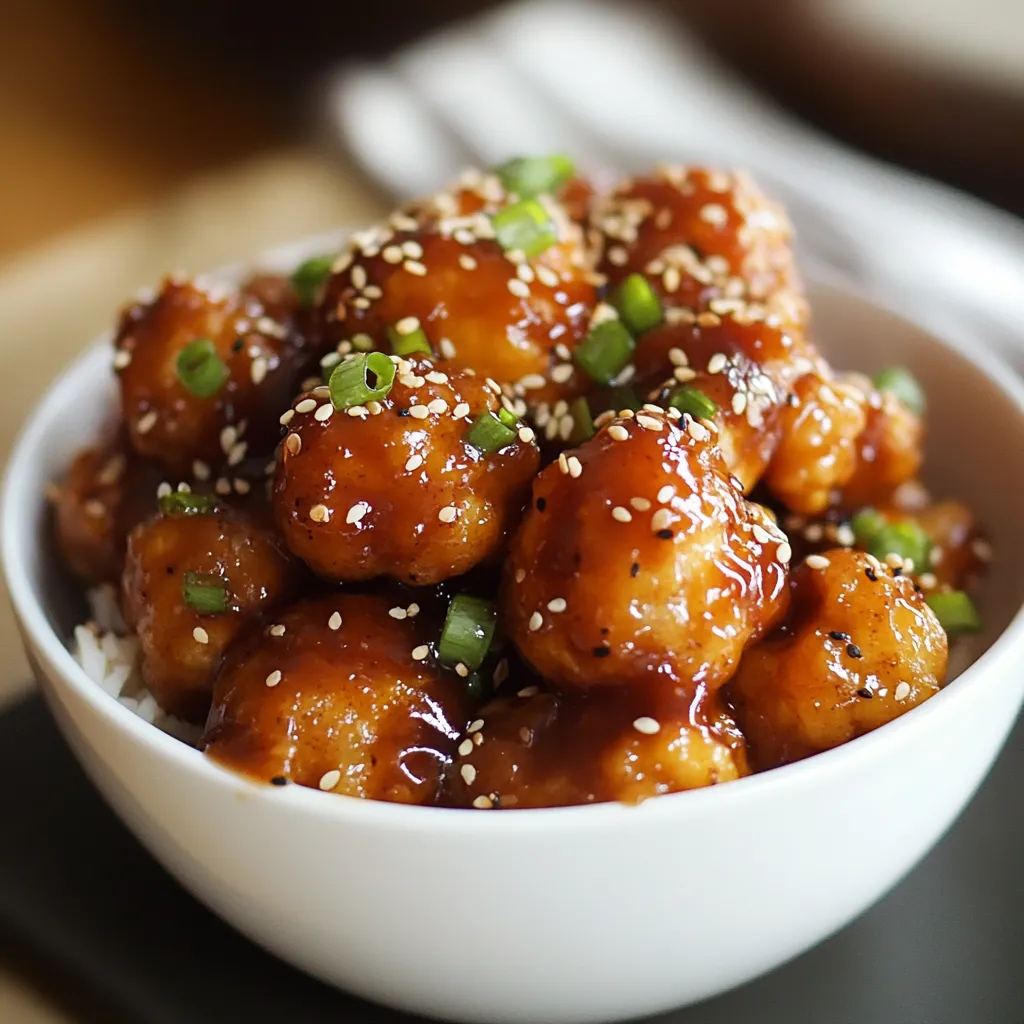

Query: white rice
[[72, 585, 203, 747]]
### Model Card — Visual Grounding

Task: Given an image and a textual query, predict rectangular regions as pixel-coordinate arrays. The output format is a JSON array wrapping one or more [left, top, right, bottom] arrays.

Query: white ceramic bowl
[[5, 237, 1024, 1024]]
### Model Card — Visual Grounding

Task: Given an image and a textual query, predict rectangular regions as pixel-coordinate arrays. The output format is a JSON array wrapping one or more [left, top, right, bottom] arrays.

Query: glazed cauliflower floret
[[590, 166, 807, 333], [122, 503, 299, 721], [115, 274, 314, 474], [52, 430, 163, 584], [726, 547, 948, 769], [272, 355, 539, 585], [502, 406, 790, 690], [316, 168, 599, 405], [636, 308, 820, 491], [442, 684, 748, 809], [203, 594, 466, 804]]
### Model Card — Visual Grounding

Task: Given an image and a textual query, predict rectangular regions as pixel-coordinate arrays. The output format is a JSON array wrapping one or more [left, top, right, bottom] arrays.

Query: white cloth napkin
[[322, 0, 1024, 369]]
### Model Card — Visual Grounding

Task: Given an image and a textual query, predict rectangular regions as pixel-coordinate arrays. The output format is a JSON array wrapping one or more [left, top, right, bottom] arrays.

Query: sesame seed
[[663, 267, 681, 292], [468, 717, 486, 733], [319, 770, 341, 792], [918, 572, 938, 590], [835, 524, 855, 547], [550, 363, 574, 384], [351, 265, 368, 290], [233, 478, 251, 495], [608, 424, 629, 441], [295, 398, 317, 414], [857, 687, 874, 700], [425, 371, 448, 384], [438, 505, 458, 523], [309, 504, 331, 523], [731, 392, 748, 415], [407, 405, 429, 420], [455, 662, 469, 678], [314, 404, 334, 422], [518, 426, 536, 443], [83, 499, 105, 517], [547, 598, 567, 613], [346, 503, 367, 524], [284, 433, 302, 456], [440, 338, 456, 359], [250, 356, 269, 386], [707, 353, 728, 374], [612, 506, 633, 523], [427, 398, 448, 415], [404, 260, 427, 276], [279, 409, 295, 426], [673, 366, 697, 383], [406, 603, 420, 618], [894, 681, 911, 701], [112, 349, 132, 370], [265, 670, 282, 688], [405, 454, 423, 472], [515, 568, 526, 583], [752, 524, 772, 544], [633, 717, 660, 735], [636, 414, 663, 432], [192, 626, 209, 644], [215, 477, 231, 495], [805, 554, 831, 570], [846, 643, 863, 658], [137, 410, 158, 435], [630, 497, 652, 512], [453, 402, 470, 419], [700, 203, 728, 226], [458, 738, 474, 757], [557, 453, 569, 474], [884, 552, 905, 569], [402, 240, 424, 259], [971, 538, 993, 562], [227, 441, 247, 466], [472, 795, 494, 809], [567, 456, 583, 478], [382, 245, 403, 264], [651, 507, 675, 532], [517, 263, 535, 283], [460, 763, 477, 785], [508, 278, 530, 298], [537, 266, 559, 287], [607, 245, 629, 266], [395, 316, 420, 336], [328, 612, 342, 631], [668, 347, 688, 367], [519, 373, 547, 391], [459, 254, 477, 271], [776, 542, 792, 564], [412, 644, 430, 661], [529, 611, 544, 631], [269, 624, 286, 637], [657, 485, 674, 503], [686, 418, 710, 441]]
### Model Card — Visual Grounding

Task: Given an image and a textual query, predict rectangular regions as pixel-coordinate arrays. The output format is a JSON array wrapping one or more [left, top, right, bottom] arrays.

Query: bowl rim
[[6, 247, 1024, 834]]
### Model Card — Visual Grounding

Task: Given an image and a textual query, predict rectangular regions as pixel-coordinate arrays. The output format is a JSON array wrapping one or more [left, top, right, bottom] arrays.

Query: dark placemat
[[1, 693, 1022, 1024]]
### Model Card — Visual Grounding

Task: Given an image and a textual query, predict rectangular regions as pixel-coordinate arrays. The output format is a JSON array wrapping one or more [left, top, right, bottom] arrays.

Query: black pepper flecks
[[656, 529, 673, 540], [856, 687, 873, 699], [846, 643, 863, 659], [536, 497, 547, 512], [592, 646, 611, 658], [865, 567, 878, 581], [270, 776, 288, 786], [630, 562, 640, 577], [828, 630, 850, 641]]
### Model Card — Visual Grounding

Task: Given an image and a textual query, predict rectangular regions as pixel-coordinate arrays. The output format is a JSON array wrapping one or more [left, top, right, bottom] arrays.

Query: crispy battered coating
[[273, 357, 538, 585], [503, 407, 789, 690], [122, 508, 299, 721], [442, 684, 748, 809], [204, 594, 466, 804], [727, 548, 947, 769], [115, 274, 314, 474]]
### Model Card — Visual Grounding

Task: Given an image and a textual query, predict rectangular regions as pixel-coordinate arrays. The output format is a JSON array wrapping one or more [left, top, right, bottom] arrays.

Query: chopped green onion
[[568, 396, 595, 446], [468, 410, 518, 453], [492, 199, 557, 258], [870, 521, 931, 568], [159, 491, 217, 516], [291, 254, 336, 307], [574, 320, 636, 384], [926, 591, 982, 636], [175, 339, 228, 399], [873, 366, 926, 416], [328, 352, 396, 409], [182, 571, 229, 614], [668, 385, 718, 421], [494, 154, 575, 198], [438, 595, 497, 670], [850, 507, 887, 547], [614, 274, 663, 335], [387, 324, 432, 357]]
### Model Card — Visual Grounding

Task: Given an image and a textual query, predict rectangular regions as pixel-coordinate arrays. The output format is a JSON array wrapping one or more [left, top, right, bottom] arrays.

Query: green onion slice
[[873, 366, 926, 417], [291, 254, 336, 307], [387, 324, 432, 357], [175, 339, 228, 399], [492, 199, 557, 258], [614, 274, 663, 335], [605, 386, 641, 413], [494, 154, 575, 198], [182, 571, 229, 614], [574, 320, 636, 385], [328, 352, 396, 409], [568, 396, 595, 446], [870, 521, 932, 568], [468, 409, 519, 453], [668, 385, 718, 421], [850, 507, 887, 546], [926, 591, 982, 636], [438, 594, 497, 670], [159, 491, 217, 516]]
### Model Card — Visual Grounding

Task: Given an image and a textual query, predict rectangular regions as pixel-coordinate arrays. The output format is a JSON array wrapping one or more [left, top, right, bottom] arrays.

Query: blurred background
[[1, 0, 1023, 1019]]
